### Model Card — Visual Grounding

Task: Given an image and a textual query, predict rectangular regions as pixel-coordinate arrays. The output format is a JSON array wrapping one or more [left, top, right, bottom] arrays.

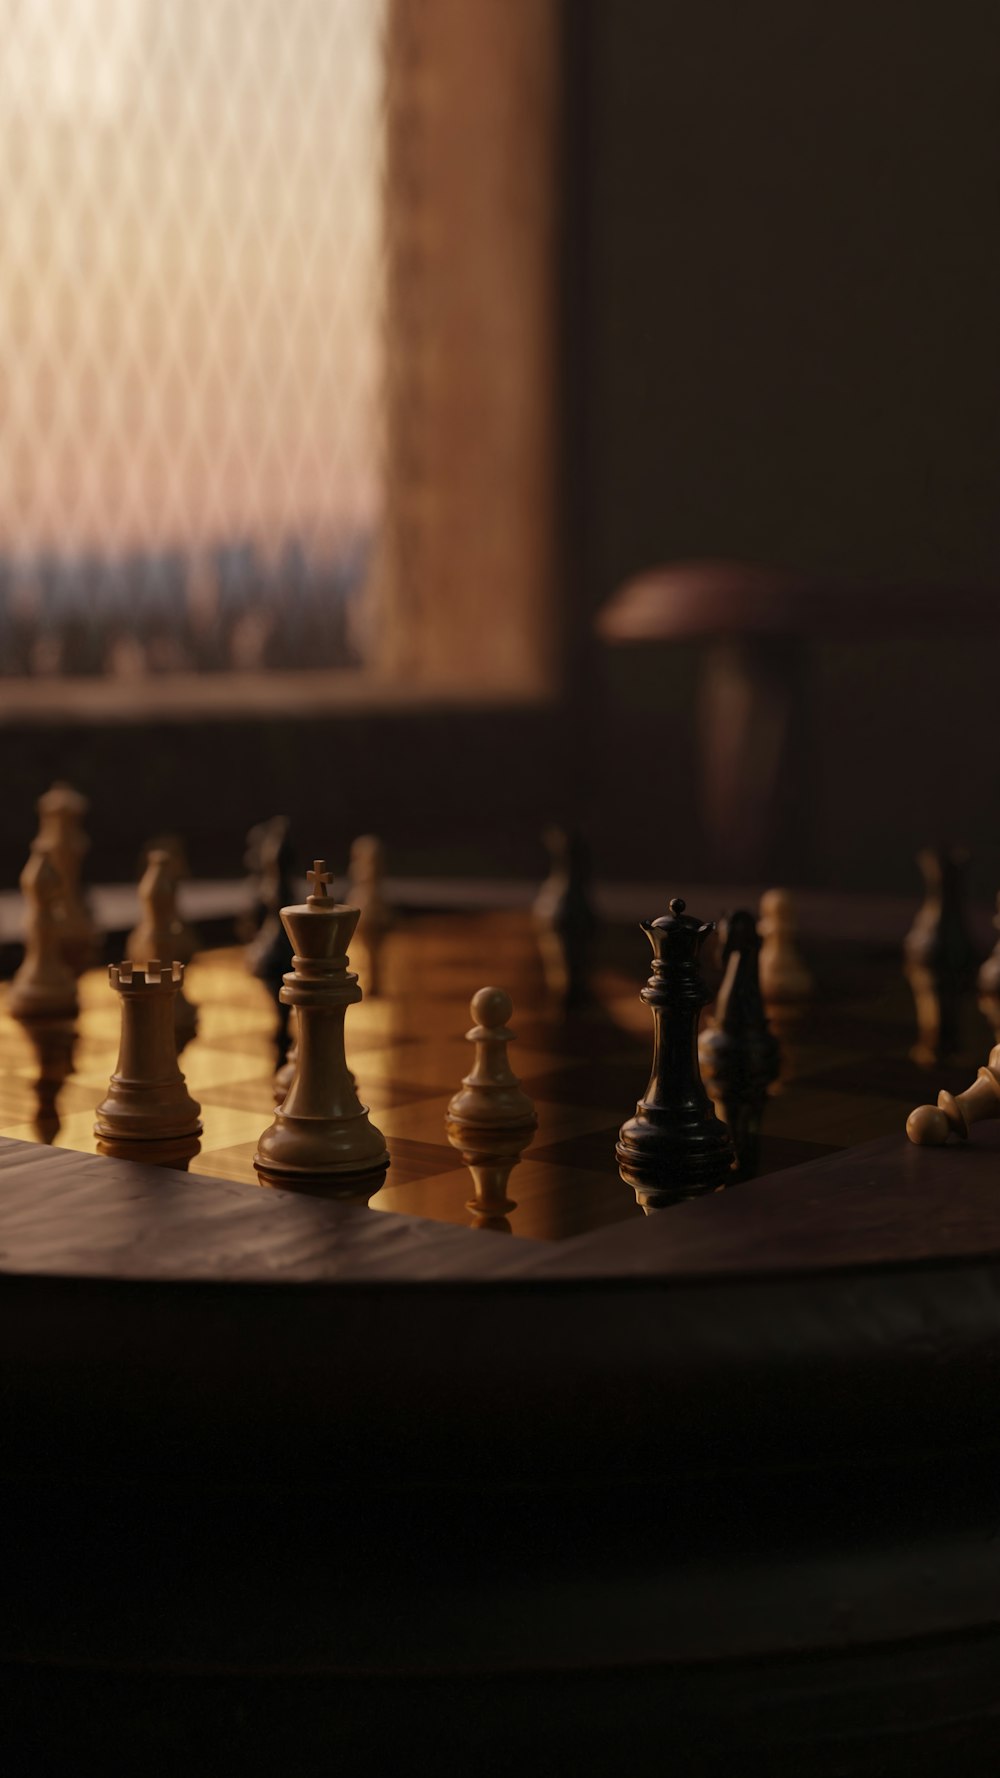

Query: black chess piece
[[699, 909, 781, 1179], [242, 817, 279, 941], [245, 816, 297, 1066], [978, 893, 1000, 1041], [617, 898, 735, 1209], [905, 847, 980, 1065], [978, 892, 1000, 995], [534, 826, 598, 1013]]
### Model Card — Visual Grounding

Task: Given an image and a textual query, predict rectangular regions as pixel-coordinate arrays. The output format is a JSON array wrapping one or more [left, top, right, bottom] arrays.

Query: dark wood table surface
[[5, 912, 1000, 1775]]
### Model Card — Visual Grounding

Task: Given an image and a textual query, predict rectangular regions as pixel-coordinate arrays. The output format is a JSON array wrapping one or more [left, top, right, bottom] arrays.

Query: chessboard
[[9, 906, 1000, 1778], [0, 905, 996, 1241]]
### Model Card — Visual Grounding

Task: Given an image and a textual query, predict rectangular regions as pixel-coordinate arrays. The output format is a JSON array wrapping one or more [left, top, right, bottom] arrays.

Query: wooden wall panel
[[381, 0, 562, 696]]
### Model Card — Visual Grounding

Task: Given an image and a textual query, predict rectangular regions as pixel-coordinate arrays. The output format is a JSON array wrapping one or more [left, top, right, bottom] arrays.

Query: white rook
[[94, 960, 202, 1171]]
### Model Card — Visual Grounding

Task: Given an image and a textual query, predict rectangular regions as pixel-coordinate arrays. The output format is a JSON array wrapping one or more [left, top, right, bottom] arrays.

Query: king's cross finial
[[306, 859, 333, 902]]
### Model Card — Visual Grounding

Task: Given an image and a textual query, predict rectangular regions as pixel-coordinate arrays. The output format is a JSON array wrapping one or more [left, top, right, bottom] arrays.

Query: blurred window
[[0, 0, 385, 681], [0, 0, 562, 712]]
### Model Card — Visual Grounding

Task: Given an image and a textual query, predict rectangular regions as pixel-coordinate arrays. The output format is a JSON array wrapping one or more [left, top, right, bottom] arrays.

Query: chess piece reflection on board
[[94, 961, 203, 1170], [906, 1043, 1000, 1147], [533, 827, 597, 1014], [244, 815, 297, 1067], [904, 847, 980, 1067], [446, 987, 538, 1233], [254, 862, 389, 1196], [346, 834, 393, 997], [127, 849, 198, 1050], [617, 898, 735, 1211], [26, 1017, 77, 1144], [699, 909, 780, 1179], [34, 782, 97, 976]]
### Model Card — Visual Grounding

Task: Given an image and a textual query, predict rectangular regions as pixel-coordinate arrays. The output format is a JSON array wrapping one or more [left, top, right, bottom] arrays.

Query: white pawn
[[8, 846, 79, 1021], [347, 833, 392, 996], [447, 988, 537, 1129], [907, 1043, 1000, 1147], [758, 888, 813, 1004]]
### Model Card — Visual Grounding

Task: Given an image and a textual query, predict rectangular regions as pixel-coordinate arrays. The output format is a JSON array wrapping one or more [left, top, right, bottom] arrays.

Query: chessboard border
[[6, 1127, 1000, 1493]]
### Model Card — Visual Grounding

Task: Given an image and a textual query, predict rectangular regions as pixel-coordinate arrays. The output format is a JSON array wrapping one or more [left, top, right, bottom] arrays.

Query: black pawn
[[245, 816, 297, 1066], [699, 910, 780, 1179], [534, 826, 597, 1013], [905, 847, 979, 1065], [978, 893, 1000, 1040], [978, 892, 1000, 996], [242, 817, 281, 940], [617, 898, 735, 1209]]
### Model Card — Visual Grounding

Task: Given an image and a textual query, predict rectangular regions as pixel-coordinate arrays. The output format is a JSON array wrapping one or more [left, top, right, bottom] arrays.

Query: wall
[[579, 0, 1000, 894], [0, 704, 571, 890], [3, 2, 999, 901]]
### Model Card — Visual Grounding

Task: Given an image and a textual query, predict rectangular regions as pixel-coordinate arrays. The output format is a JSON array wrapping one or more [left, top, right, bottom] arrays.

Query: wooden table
[[4, 911, 1000, 1773]]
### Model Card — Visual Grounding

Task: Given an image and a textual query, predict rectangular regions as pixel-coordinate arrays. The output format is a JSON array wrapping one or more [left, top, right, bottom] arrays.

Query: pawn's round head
[[471, 986, 512, 1029], [906, 1103, 951, 1146], [759, 888, 790, 918]]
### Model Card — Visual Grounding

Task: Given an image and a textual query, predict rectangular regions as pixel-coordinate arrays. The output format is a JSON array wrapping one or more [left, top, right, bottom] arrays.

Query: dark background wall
[[2, 0, 999, 899], [0, 706, 571, 889], [579, 0, 1000, 896], [582, 0, 1000, 589]]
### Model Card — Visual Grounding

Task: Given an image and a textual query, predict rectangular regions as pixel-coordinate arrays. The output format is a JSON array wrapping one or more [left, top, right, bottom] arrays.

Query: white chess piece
[[126, 850, 198, 1049], [347, 834, 392, 996], [8, 846, 79, 1020], [907, 1044, 1000, 1146], [447, 988, 537, 1128], [95, 961, 202, 1169], [34, 782, 96, 975], [446, 988, 537, 1231], [758, 889, 813, 1003]]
